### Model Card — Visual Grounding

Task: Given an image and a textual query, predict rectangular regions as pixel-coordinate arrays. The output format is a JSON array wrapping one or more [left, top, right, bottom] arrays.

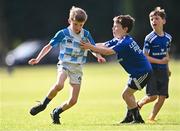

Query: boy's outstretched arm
[[28, 43, 52, 65], [80, 41, 115, 56], [91, 52, 106, 63]]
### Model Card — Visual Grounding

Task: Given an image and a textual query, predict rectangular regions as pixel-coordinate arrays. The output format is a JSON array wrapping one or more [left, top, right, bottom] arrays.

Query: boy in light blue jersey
[[81, 15, 152, 124], [28, 6, 105, 124], [137, 7, 172, 123]]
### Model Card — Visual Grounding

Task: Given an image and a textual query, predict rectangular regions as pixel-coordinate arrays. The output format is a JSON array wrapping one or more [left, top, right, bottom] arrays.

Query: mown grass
[[1, 60, 180, 131]]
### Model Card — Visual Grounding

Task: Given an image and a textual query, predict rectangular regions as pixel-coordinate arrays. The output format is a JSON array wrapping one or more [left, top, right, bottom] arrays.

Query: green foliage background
[[1, 0, 180, 55]]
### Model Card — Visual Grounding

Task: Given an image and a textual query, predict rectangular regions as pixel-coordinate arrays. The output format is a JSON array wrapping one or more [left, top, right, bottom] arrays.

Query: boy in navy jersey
[[80, 15, 152, 123], [28, 6, 105, 124], [137, 7, 172, 123]]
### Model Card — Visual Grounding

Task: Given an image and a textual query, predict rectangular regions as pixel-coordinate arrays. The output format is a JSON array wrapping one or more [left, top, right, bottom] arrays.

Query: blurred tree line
[[0, 0, 180, 65]]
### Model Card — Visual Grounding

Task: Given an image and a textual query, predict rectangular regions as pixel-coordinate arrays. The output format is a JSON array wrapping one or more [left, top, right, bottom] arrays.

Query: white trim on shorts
[[133, 73, 148, 90]]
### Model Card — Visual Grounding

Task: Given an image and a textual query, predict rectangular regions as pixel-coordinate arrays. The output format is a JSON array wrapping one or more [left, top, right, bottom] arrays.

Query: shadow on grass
[[58, 122, 180, 127]]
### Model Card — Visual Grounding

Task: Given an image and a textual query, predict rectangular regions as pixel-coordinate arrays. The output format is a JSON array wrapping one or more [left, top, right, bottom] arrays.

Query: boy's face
[[69, 19, 85, 34], [112, 22, 127, 38], [150, 15, 166, 30]]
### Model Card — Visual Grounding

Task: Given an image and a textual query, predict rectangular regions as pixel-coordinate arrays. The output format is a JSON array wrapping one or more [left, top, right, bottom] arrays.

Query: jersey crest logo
[[67, 39, 73, 43], [161, 49, 164, 52]]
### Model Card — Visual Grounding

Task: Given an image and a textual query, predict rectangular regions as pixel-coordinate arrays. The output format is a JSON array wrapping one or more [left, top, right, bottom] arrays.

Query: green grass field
[[1, 61, 180, 131]]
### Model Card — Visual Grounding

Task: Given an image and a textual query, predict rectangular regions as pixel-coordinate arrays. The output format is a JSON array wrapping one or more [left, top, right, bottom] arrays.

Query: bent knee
[[122, 92, 129, 100], [69, 98, 78, 106], [146, 95, 157, 101], [122, 89, 132, 100]]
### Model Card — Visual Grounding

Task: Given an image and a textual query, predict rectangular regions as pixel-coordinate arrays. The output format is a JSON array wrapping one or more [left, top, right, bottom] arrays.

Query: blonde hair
[[149, 7, 166, 19], [69, 6, 88, 22]]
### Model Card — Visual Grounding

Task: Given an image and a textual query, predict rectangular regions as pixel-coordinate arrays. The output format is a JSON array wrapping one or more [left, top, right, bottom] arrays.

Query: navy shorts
[[146, 69, 169, 98], [128, 72, 151, 90]]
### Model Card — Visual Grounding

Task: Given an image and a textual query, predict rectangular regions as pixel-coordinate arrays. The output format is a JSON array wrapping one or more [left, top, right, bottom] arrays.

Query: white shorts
[[57, 61, 83, 85]]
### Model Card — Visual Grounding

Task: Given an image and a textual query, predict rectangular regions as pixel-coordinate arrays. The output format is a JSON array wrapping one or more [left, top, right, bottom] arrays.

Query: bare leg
[[148, 96, 166, 120], [122, 87, 137, 109], [60, 83, 81, 111], [121, 87, 144, 123], [29, 70, 67, 116], [47, 70, 67, 99], [50, 83, 81, 124], [138, 95, 157, 108]]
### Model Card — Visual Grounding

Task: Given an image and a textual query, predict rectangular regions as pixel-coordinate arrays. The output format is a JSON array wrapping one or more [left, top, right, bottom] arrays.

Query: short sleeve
[[87, 32, 95, 45], [49, 30, 65, 47], [143, 39, 150, 54], [105, 38, 118, 47], [112, 42, 125, 54], [166, 33, 172, 52]]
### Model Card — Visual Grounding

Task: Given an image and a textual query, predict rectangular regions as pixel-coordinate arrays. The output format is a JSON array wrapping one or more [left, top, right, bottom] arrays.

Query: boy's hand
[[97, 56, 106, 63], [160, 57, 169, 64], [80, 40, 93, 50], [28, 59, 39, 65]]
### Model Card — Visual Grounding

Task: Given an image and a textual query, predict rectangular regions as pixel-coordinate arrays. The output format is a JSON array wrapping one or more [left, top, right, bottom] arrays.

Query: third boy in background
[[137, 7, 172, 123]]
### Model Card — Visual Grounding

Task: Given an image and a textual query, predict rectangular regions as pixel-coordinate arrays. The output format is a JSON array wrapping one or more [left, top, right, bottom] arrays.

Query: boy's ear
[[68, 19, 71, 24], [124, 27, 128, 32], [163, 19, 166, 24]]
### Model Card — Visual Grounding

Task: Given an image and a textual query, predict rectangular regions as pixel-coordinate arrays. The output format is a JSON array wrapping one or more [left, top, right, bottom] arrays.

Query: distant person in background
[[80, 15, 152, 124], [28, 6, 105, 124], [137, 7, 172, 123]]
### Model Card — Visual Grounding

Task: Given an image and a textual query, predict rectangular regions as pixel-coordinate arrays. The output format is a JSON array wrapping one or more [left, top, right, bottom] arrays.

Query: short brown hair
[[113, 15, 135, 33], [69, 6, 88, 22], [149, 7, 166, 19]]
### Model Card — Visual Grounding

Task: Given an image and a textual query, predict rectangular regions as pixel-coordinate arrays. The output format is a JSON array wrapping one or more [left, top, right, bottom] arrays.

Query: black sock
[[42, 97, 51, 107], [130, 107, 139, 115], [126, 108, 133, 118], [130, 107, 141, 120], [55, 107, 64, 115], [130, 107, 138, 112]]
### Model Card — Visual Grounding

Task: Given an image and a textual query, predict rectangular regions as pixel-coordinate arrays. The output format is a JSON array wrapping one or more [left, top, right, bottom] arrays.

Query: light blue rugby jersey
[[143, 31, 172, 69], [50, 26, 95, 64], [105, 35, 152, 77]]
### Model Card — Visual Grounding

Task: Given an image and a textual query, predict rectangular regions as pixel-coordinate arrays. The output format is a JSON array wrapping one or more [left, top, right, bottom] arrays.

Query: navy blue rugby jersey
[[143, 31, 172, 69], [105, 35, 152, 77]]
